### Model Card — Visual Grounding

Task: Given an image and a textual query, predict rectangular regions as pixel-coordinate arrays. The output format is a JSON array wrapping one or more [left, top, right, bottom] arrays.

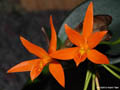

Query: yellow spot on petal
[[38, 68, 41, 71], [79, 43, 89, 55], [40, 62, 43, 68], [79, 48, 86, 55]]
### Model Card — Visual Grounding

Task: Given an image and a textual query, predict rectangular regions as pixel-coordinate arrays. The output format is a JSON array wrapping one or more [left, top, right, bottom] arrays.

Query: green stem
[[112, 38, 120, 45], [102, 64, 120, 79], [84, 70, 92, 90], [100, 38, 120, 46], [107, 64, 120, 72], [100, 41, 111, 45], [92, 74, 95, 90], [95, 76, 100, 90]]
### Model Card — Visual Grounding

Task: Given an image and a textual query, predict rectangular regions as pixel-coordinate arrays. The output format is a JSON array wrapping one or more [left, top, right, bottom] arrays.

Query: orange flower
[[7, 16, 65, 87], [50, 2, 109, 66]]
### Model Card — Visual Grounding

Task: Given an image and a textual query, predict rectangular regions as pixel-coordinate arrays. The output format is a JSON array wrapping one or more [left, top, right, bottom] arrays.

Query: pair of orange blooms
[[7, 2, 109, 87]]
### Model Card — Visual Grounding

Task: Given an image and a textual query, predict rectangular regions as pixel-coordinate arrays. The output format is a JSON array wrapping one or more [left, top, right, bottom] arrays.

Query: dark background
[[0, 0, 83, 90], [0, 0, 120, 90]]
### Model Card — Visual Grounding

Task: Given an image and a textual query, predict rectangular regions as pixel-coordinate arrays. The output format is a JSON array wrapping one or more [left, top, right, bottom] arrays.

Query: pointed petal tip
[[20, 36, 26, 43], [103, 30, 108, 34], [7, 69, 11, 73], [7, 68, 19, 74], [65, 24, 73, 33], [49, 14, 57, 53], [74, 53, 87, 67], [50, 15, 52, 17], [50, 15, 52, 21], [61, 82, 65, 88], [6, 68, 17, 74], [74, 60, 80, 67], [74, 56, 81, 67], [49, 63, 65, 88], [76, 63, 80, 67], [7, 68, 15, 73], [90, 1, 93, 5], [88, 31, 109, 48], [57, 76, 65, 88], [89, 2, 93, 8], [30, 77, 35, 82], [50, 15, 54, 25], [88, 49, 110, 64], [20, 35, 48, 58], [64, 24, 68, 27], [58, 79, 65, 88], [64, 24, 70, 30], [74, 60, 84, 67], [20, 36, 24, 40], [100, 30, 108, 35], [82, 1, 93, 38], [89, 1, 93, 11], [30, 73, 36, 82]]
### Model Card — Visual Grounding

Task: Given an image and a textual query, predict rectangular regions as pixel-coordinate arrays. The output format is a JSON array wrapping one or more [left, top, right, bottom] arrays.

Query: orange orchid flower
[[50, 2, 109, 66], [7, 16, 65, 87]]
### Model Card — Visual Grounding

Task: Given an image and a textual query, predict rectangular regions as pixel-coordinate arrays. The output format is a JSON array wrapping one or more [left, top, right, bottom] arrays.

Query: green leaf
[[102, 64, 120, 79], [84, 70, 92, 90]]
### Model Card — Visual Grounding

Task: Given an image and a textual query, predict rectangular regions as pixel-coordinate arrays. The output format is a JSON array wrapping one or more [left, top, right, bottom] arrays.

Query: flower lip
[[43, 55, 54, 65], [79, 48, 86, 56], [78, 44, 89, 56]]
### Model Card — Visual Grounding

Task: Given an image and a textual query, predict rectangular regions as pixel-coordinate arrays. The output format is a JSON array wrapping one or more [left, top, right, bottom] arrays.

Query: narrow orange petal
[[7, 59, 40, 73], [83, 2, 93, 39], [20, 36, 48, 58], [87, 49, 109, 64], [49, 62, 65, 87], [48, 16, 57, 53], [50, 47, 79, 60], [74, 53, 87, 66], [30, 60, 45, 81], [65, 24, 85, 47], [88, 31, 108, 48]]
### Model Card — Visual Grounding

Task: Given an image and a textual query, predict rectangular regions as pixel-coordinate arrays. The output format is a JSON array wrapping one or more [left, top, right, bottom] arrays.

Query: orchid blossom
[[7, 16, 65, 87], [50, 2, 109, 66]]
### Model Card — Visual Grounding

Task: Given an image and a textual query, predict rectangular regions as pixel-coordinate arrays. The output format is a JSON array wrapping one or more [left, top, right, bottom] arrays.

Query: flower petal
[[65, 24, 85, 47], [49, 62, 65, 87], [48, 16, 57, 53], [20, 36, 48, 58], [88, 31, 108, 48], [83, 2, 93, 39], [7, 59, 40, 73], [30, 60, 45, 81], [50, 47, 79, 60], [74, 53, 87, 66], [87, 49, 109, 64]]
